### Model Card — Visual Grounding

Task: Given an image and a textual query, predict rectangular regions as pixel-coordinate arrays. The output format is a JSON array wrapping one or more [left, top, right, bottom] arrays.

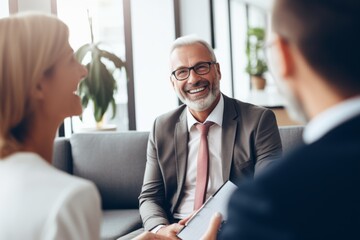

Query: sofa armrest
[[279, 126, 304, 153], [53, 137, 73, 174]]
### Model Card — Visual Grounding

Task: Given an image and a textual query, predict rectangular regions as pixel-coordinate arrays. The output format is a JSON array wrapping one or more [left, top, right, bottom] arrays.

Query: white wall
[[17, 0, 51, 12], [230, 1, 250, 101], [131, 0, 178, 131], [213, 0, 234, 98], [179, 0, 212, 43]]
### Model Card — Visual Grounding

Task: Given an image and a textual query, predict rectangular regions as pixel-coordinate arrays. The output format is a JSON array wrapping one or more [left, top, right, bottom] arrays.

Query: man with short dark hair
[[205, 0, 360, 239]]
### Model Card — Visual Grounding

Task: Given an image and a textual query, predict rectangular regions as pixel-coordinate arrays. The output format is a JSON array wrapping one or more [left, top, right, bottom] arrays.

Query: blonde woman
[[0, 13, 101, 239], [0, 12, 180, 240]]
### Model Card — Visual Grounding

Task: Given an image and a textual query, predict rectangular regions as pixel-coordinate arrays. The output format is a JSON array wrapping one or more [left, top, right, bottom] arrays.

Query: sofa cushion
[[101, 209, 142, 240], [70, 131, 149, 210]]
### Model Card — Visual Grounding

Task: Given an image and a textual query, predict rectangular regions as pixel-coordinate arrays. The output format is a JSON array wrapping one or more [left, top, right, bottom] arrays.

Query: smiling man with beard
[[122, 36, 282, 240]]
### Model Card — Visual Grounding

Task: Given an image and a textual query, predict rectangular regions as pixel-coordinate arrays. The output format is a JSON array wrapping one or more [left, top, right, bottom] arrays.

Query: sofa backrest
[[53, 126, 304, 210], [54, 131, 149, 210]]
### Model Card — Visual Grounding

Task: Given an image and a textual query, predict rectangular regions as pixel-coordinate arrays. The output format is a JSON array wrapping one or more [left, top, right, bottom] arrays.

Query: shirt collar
[[303, 95, 360, 144], [187, 94, 224, 131]]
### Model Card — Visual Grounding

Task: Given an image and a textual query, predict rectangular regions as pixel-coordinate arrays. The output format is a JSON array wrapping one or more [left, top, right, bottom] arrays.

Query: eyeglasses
[[171, 61, 217, 81]]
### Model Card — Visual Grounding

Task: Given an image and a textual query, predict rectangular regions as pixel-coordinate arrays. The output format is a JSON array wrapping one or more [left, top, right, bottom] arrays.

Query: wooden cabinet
[[270, 107, 302, 126], [243, 89, 302, 126]]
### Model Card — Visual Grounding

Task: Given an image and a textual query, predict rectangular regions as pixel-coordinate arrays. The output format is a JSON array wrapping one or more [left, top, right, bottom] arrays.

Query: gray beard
[[176, 82, 220, 112]]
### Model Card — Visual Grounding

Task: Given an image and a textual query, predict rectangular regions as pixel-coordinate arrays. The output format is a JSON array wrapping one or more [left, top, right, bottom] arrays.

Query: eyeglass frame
[[170, 61, 217, 81]]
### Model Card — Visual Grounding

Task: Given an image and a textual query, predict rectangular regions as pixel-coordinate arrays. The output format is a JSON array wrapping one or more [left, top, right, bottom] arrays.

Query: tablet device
[[177, 180, 238, 240]]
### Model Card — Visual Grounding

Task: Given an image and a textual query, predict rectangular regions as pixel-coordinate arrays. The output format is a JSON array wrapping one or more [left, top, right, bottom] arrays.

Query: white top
[[303, 96, 360, 144], [173, 95, 224, 219], [0, 152, 101, 240]]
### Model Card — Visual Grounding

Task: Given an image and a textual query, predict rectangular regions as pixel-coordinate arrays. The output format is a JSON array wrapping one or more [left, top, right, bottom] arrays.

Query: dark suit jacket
[[139, 94, 282, 230], [220, 114, 360, 240]]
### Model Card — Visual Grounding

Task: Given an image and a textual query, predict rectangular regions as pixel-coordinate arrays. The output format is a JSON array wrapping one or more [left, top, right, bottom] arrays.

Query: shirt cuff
[[151, 225, 165, 233]]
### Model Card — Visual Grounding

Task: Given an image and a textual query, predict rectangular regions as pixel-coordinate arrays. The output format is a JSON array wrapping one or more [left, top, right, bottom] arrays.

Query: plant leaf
[[75, 42, 123, 123], [75, 43, 92, 62], [100, 50, 126, 69]]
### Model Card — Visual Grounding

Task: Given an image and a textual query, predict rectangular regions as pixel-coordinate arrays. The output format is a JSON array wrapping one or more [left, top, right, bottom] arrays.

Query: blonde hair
[[0, 12, 69, 156]]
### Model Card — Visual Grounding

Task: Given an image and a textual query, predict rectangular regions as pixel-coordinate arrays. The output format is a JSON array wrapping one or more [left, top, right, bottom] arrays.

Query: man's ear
[[170, 76, 175, 88], [215, 63, 221, 80], [274, 36, 294, 79]]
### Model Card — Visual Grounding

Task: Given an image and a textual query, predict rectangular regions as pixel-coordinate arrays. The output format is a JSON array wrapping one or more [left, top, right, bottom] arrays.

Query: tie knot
[[196, 121, 214, 135]]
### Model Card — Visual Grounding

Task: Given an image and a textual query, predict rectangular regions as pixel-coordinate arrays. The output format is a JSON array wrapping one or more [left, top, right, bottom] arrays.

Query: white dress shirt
[[303, 96, 360, 144], [0, 152, 101, 240], [173, 95, 224, 219]]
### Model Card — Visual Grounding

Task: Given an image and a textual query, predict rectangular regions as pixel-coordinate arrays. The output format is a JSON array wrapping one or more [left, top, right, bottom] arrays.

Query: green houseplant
[[245, 27, 268, 89], [75, 12, 126, 128]]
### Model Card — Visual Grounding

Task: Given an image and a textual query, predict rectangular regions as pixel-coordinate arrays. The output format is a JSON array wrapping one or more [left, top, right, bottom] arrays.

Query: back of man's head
[[272, 0, 360, 97]]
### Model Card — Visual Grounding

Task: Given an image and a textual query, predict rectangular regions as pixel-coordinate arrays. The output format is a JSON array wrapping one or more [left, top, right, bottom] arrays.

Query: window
[[57, 0, 129, 136], [0, 0, 9, 18], [229, 0, 272, 101]]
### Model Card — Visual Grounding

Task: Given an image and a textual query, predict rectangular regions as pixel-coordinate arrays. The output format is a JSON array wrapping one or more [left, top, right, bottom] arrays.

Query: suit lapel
[[221, 95, 238, 181], [173, 108, 188, 210]]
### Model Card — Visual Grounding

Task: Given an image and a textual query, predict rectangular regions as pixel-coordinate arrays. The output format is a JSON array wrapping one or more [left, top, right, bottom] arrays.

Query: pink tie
[[194, 121, 214, 210]]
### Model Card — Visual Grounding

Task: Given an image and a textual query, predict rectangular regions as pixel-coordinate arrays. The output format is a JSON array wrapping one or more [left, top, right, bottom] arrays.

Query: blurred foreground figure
[[205, 0, 360, 239]]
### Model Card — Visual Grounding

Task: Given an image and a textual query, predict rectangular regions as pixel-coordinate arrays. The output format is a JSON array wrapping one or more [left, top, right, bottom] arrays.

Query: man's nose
[[187, 68, 200, 84]]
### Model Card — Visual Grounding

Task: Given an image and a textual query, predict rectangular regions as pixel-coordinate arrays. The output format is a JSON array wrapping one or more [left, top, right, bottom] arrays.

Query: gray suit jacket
[[139, 94, 282, 230]]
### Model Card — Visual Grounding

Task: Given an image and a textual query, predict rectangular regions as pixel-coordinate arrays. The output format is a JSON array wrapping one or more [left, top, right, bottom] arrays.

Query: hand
[[157, 223, 184, 239], [133, 231, 172, 240], [200, 212, 223, 240], [178, 211, 196, 225]]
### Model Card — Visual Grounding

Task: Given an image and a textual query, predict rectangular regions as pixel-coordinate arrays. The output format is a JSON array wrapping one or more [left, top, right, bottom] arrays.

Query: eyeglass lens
[[174, 62, 212, 80]]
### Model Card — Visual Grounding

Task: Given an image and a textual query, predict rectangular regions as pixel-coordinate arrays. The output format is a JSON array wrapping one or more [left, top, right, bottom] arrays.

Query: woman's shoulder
[[3, 151, 100, 202]]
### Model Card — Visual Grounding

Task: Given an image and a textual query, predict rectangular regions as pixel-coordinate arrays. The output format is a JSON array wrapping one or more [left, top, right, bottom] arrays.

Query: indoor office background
[[1, 0, 286, 136]]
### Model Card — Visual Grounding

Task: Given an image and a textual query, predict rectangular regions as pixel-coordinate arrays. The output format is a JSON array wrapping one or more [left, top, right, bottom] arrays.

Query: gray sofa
[[52, 126, 304, 240]]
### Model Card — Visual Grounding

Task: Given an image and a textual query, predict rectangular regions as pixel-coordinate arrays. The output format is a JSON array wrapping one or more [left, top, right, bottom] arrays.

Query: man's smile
[[188, 87, 206, 94]]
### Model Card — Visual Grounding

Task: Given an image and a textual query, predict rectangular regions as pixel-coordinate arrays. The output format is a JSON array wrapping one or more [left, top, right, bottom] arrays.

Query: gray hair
[[170, 35, 217, 61]]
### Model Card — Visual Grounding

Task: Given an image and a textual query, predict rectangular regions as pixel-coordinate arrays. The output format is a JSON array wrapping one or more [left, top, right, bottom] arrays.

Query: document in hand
[[177, 180, 238, 240]]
